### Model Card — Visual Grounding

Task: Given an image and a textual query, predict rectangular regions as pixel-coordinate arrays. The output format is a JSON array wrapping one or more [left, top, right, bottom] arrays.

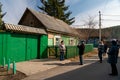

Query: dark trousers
[[79, 55, 83, 65], [98, 52, 102, 62], [60, 52, 64, 61], [111, 64, 118, 75]]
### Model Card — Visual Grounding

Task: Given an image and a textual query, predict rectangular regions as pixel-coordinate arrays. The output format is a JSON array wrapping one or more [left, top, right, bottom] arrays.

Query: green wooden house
[[0, 8, 80, 65], [18, 8, 79, 46], [18, 8, 80, 58]]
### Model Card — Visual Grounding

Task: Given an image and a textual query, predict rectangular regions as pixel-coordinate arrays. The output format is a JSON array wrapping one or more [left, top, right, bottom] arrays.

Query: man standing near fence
[[98, 41, 104, 63], [77, 41, 85, 65], [59, 40, 66, 61]]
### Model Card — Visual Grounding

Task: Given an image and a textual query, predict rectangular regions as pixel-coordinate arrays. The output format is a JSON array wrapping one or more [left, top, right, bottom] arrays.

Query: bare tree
[[81, 15, 98, 43]]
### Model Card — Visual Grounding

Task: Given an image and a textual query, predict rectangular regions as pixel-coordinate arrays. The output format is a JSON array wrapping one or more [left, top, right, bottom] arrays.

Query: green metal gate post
[[7, 59, 10, 71], [13, 61, 16, 75], [3, 57, 5, 68]]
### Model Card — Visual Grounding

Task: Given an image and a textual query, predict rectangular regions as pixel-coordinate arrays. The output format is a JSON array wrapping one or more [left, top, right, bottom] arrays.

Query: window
[[69, 38, 75, 46], [54, 35, 61, 46]]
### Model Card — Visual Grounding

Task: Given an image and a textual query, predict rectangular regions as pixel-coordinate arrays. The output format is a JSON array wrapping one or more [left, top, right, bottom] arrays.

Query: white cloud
[[2, 0, 120, 28], [73, 0, 120, 28], [65, 0, 81, 5], [101, 0, 120, 27]]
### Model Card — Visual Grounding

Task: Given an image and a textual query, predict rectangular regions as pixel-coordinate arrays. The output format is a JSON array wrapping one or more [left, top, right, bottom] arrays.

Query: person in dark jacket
[[107, 40, 119, 76], [103, 41, 108, 56], [116, 39, 120, 58], [77, 41, 85, 65], [98, 41, 104, 63]]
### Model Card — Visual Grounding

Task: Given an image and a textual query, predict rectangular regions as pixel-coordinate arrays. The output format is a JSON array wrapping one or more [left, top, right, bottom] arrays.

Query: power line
[[101, 0, 109, 13], [101, 19, 120, 21], [102, 14, 120, 16]]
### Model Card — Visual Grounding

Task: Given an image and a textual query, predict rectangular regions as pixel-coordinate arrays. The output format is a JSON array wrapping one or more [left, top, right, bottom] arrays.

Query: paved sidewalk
[[21, 54, 99, 80], [15, 59, 71, 76], [22, 54, 120, 80], [13, 48, 119, 80], [15, 49, 98, 76]]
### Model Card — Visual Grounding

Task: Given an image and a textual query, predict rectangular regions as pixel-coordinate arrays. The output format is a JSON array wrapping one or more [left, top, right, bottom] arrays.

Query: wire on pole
[[101, 14, 120, 16]]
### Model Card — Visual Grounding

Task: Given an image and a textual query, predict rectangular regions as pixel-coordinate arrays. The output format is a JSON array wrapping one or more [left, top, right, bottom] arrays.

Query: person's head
[[99, 41, 102, 44], [111, 39, 117, 46], [81, 41, 84, 44], [61, 40, 64, 44]]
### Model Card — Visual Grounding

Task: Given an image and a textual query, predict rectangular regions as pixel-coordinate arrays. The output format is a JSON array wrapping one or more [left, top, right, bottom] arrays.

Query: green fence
[[0, 31, 93, 65], [48, 44, 93, 59], [84, 44, 94, 53], [66, 46, 78, 58]]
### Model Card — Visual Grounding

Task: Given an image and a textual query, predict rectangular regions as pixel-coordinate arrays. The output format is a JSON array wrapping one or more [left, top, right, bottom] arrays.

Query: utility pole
[[99, 11, 101, 41]]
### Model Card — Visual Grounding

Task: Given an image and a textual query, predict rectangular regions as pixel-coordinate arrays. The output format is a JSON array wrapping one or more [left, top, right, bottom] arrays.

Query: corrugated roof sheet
[[26, 8, 78, 36], [4, 23, 47, 34]]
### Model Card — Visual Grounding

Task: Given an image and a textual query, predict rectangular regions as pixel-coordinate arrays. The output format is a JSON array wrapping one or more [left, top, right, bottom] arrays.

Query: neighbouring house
[[101, 26, 120, 47], [76, 28, 109, 47], [76, 26, 120, 47], [101, 26, 120, 40]]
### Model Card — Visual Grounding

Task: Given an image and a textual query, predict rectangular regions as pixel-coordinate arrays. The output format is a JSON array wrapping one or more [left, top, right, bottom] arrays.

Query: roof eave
[[47, 29, 79, 37]]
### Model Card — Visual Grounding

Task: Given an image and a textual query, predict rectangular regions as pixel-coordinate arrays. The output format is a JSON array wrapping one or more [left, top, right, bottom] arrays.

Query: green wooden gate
[[0, 33, 3, 65], [26, 35, 38, 60], [0, 32, 38, 65], [7, 33, 26, 62], [39, 35, 48, 58]]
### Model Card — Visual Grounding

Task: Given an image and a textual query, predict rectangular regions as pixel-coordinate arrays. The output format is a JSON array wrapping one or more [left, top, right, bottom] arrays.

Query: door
[[26, 35, 38, 60]]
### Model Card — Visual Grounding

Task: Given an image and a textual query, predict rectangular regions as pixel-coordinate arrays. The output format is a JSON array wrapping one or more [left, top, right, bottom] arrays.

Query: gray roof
[[4, 23, 47, 35], [27, 8, 78, 36]]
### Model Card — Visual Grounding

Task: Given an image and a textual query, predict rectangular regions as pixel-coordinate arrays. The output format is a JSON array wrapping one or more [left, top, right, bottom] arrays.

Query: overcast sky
[[1, 0, 120, 28]]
